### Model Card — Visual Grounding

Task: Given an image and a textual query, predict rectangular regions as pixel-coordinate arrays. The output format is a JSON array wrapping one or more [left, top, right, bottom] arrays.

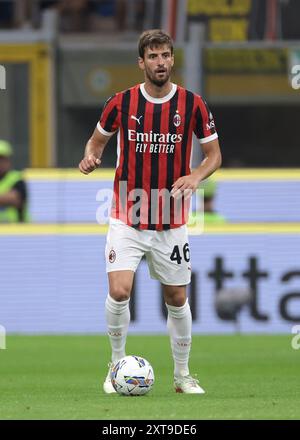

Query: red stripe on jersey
[[183, 93, 196, 223], [170, 87, 186, 227], [112, 94, 124, 221], [186, 95, 200, 175], [173, 87, 186, 182], [127, 87, 139, 226], [183, 119, 194, 225], [112, 137, 122, 220], [139, 100, 154, 229], [157, 100, 170, 228], [168, 87, 186, 229]]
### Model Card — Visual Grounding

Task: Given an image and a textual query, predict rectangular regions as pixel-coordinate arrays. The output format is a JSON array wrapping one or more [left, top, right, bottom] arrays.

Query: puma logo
[[131, 115, 143, 125]]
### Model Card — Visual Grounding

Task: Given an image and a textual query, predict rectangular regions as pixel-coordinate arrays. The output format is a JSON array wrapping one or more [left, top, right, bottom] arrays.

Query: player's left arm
[[171, 138, 222, 197]]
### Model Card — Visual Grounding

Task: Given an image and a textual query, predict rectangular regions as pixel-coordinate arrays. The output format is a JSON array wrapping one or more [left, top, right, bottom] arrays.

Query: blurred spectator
[[131, 0, 146, 32], [40, 0, 125, 33], [40, 0, 147, 33], [1, 0, 151, 34], [0, 0, 37, 30], [0, 140, 28, 223], [56, 0, 91, 32], [0, 0, 15, 29], [189, 178, 226, 225], [89, 0, 121, 32]]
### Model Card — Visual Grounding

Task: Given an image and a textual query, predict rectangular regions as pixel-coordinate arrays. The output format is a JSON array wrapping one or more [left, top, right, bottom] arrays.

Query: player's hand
[[171, 174, 200, 199], [79, 155, 101, 174]]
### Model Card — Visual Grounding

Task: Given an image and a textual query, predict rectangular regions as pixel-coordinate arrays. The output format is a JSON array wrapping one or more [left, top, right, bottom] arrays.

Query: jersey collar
[[140, 83, 177, 104]]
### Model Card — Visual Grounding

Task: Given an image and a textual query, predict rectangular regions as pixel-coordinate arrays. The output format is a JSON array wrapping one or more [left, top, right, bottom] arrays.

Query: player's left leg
[[163, 284, 191, 377], [147, 224, 205, 394], [163, 285, 205, 394]]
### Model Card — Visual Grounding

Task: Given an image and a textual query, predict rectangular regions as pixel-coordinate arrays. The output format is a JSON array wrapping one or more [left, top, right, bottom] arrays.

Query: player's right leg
[[106, 270, 134, 363], [103, 270, 134, 394], [103, 218, 147, 393]]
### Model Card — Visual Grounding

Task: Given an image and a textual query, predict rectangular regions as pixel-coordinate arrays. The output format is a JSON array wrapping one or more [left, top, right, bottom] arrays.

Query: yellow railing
[[0, 43, 52, 167], [23, 168, 300, 181], [0, 223, 300, 235]]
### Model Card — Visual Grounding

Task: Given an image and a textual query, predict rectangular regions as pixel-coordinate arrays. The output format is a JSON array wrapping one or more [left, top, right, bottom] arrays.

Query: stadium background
[[0, 0, 300, 420]]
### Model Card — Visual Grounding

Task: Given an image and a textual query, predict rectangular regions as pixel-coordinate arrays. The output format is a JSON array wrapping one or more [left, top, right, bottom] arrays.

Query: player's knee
[[164, 289, 186, 307], [109, 284, 131, 302], [170, 296, 186, 307]]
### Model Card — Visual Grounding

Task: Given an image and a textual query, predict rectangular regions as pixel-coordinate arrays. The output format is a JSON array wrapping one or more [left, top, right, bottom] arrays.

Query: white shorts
[[105, 218, 191, 285]]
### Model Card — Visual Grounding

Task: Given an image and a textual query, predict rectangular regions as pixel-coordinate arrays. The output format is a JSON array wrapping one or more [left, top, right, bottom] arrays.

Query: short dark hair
[[138, 29, 174, 59]]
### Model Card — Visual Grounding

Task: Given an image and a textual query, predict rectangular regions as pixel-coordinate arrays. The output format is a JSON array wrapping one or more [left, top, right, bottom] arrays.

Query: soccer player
[[79, 29, 222, 394]]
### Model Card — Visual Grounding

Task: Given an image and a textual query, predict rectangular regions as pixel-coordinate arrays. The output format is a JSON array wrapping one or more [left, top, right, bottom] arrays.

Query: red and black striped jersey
[[97, 83, 218, 231]]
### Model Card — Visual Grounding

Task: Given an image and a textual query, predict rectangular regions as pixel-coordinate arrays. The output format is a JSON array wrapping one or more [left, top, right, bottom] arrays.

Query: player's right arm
[[79, 128, 110, 175], [79, 93, 119, 174]]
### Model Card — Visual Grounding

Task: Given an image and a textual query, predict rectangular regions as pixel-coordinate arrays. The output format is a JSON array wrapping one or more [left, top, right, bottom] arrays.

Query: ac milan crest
[[109, 249, 116, 263], [173, 110, 181, 127]]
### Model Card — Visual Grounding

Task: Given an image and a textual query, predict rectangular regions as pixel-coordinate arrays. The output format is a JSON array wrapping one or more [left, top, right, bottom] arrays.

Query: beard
[[145, 66, 171, 87]]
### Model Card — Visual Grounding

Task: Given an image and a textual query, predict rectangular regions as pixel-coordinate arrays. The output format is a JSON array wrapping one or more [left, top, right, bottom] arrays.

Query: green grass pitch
[[0, 335, 299, 420]]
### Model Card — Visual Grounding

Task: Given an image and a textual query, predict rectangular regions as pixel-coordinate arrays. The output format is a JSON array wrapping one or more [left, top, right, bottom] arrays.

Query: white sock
[[166, 299, 192, 378], [105, 294, 130, 363]]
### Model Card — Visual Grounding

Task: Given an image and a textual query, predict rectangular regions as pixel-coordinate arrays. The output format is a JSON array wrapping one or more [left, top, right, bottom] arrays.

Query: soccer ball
[[111, 355, 154, 396]]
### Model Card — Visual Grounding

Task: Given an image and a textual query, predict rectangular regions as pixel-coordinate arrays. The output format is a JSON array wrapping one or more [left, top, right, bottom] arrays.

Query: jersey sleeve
[[193, 96, 218, 144], [97, 94, 119, 137]]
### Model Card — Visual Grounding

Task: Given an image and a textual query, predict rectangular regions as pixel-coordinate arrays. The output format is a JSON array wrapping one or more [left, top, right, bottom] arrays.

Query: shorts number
[[170, 243, 190, 264], [183, 243, 190, 262]]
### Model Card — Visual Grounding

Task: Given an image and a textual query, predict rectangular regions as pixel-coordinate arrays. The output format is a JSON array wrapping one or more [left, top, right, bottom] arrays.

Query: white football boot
[[174, 375, 205, 394], [103, 362, 117, 394]]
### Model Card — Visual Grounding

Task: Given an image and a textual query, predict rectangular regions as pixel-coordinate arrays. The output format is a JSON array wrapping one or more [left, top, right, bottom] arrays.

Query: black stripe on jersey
[[135, 92, 145, 189], [120, 89, 131, 182], [133, 91, 146, 228], [180, 91, 194, 176], [148, 104, 162, 230], [166, 91, 179, 191], [202, 99, 216, 134], [164, 91, 179, 230], [195, 106, 204, 139], [103, 105, 118, 132], [119, 90, 131, 214]]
